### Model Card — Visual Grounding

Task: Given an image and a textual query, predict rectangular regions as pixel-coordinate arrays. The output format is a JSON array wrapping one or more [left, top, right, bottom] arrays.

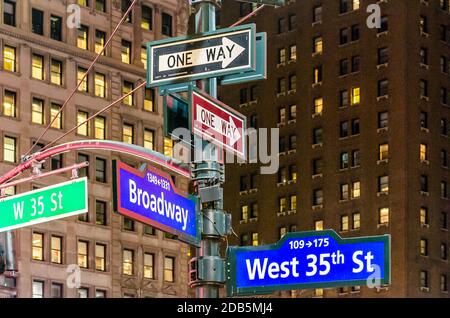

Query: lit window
[[96, 289, 106, 298], [340, 184, 349, 201], [379, 208, 389, 225], [3, 136, 16, 163], [353, 0, 360, 10], [378, 175, 389, 193], [77, 110, 89, 136], [32, 280, 44, 298], [32, 54, 44, 80], [144, 253, 154, 279], [32, 232, 44, 261], [96, 0, 106, 12], [32, 98, 44, 124], [95, 243, 106, 271], [144, 88, 154, 111], [379, 144, 389, 161], [352, 181, 361, 198], [313, 66, 322, 84], [420, 271, 428, 288], [315, 220, 324, 231], [122, 249, 133, 275], [77, 25, 89, 50], [164, 256, 175, 282], [3, 90, 16, 117], [122, 123, 134, 144], [164, 137, 173, 157], [77, 67, 88, 92], [278, 48, 286, 64], [314, 36, 323, 53], [352, 213, 361, 230], [351, 87, 360, 105], [78, 240, 88, 268], [50, 103, 62, 129], [51, 236, 62, 264], [314, 97, 323, 115], [122, 81, 134, 106], [241, 205, 249, 220], [289, 45, 297, 61], [420, 239, 428, 256], [95, 30, 106, 55], [290, 195, 297, 211], [95, 72, 106, 98], [252, 233, 259, 246], [50, 59, 63, 85], [78, 0, 89, 6], [3, 0, 16, 26], [420, 207, 428, 226], [420, 144, 428, 161], [141, 6, 152, 30], [341, 215, 349, 231], [94, 116, 106, 140], [144, 129, 154, 150], [279, 197, 287, 213], [121, 40, 131, 64], [3, 45, 16, 72], [141, 46, 147, 70]]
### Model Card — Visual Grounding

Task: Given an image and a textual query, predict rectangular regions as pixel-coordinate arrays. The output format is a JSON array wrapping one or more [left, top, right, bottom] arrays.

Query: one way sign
[[147, 24, 256, 87], [192, 88, 247, 160]]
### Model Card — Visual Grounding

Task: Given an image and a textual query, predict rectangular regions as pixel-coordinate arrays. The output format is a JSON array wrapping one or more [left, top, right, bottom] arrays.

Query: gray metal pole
[[192, 0, 225, 299]]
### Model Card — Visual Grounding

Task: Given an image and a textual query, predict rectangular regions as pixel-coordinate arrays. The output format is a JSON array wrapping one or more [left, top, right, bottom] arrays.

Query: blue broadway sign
[[112, 160, 201, 246], [226, 230, 390, 297]]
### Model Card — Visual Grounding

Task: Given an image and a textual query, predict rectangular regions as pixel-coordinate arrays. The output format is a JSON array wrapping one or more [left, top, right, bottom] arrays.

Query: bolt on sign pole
[[192, 0, 226, 299]]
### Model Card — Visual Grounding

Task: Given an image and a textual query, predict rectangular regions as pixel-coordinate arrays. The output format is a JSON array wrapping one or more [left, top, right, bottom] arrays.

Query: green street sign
[[237, 0, 285, 6], [0, 178, 88, 232]]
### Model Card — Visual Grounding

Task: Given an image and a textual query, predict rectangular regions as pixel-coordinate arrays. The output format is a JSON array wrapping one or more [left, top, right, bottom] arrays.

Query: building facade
[[0, 0, 191, 298], [220, 0, 449, 298]]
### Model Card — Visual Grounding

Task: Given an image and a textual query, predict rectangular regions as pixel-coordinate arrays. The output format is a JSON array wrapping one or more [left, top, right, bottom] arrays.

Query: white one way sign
[[147, 24, 256, 87]]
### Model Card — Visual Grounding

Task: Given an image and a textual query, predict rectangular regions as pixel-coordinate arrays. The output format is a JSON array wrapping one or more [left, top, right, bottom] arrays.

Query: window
[[95, 158, 106, 183], [313, 128, 323, 145], [77, 67, 88, 92], [95, 289, 106, 298], [96, 0, 106, 12], [3, 90, 16, 117], [144, 88, 155, 111], [122, 81, 134, 106], [340, 184, 349, 201], [144, 129, 154, 150], [278, 18, 286, 33], [32, 54, 44, 80], [352, 213, 361, 230], [123, 249, 134, 275], [340, 152, 349, 169], [313, 36, 323, 54], [442, 87, 448, 105], [123, 217, 135, 231], [379, 16, 388, 33], [378, 79, 388, 97], [3, 45, 16, 72], [144, 253, 154, 279], [351, 87, 360, 105], [279, 108, 286, 124], [77, 25, 89, 50], [313, 189, 323, 206], [378, 112, 388, 129], [94, 73, 106, 98], [420, 175, 428, 193], [51, 154, 63, 170], [352, 150, 360, 168], [162, 13, 173, 36], [313, 158, 323, 175], [340, 90, 349, 108], [77, 153, 89, 178], [31, 8, 44, 35], [50, 15, 62, 41], [279, 197, 287, 213], [122, 123, 134, 145], [379, 208, 389, 225], [420, 47, 428, 65], [290, 195, 297, 211], [288, 14, 297, 31], [441, 243, 447, 260], [420, 112, 428, 129], [442, 212, 448, 230], [289, 45, 297, 61], [441, 181, 448, 199], [379, 144, 389, 161], [164, 256, 175, 282], [420, 16, 428, 34], [164, 138, 174, 158], [96, 200, 107, 226], [420, 239, 428, 256], [94, 30, 106, 55], [289, 105, 297, 120], [341, 215, 349, 231], [241, 205, 248, 221], [144, 225, 156, 236], [94, 116, 106, 140], [141, 6, 153, 30], [314, 97, 323, 115], [279, 227, 287, 239], [441, 150, 448, 168], [252, 233, 259, 246], [441, 119, 448, 136], [50, 283, 63, 298], [278, 78, 286, 94], [340, 59, 348, 76], [50, 59, 62, 85], [378, 176, 389, 194], [420, 207, 428, 226], [78, 288, 89, 298], [378, 47, 388, 65], [313, 66, 322, 84], [141, 46, 147, 70], [250, 174, 257, 190], [250, 86, 257, 101], [250, 114, 258, 128], [240, 88, 247, 104], [315, 220, 324, 231], [351, 24, 360, 41], [51, 236, 62, 264], [352, 119, 360, 135], [3, 136, 16, 163], [122, 0, 132, 22], [420, 144, 428, 161], [289, 165, 297, 182], [32, 232, 44, 261], [289, 135, 297, 150], [313, 5, 322, 23], [50, 103, 62, 129], [32, 281, 44, 298], [340, 121, 349, 138], [95, 243, 106, 271], [420, 80, 428, 97], [78, 0, 89, 6], [340, 28, 349, 45], [78, 240, 88, 268], [121, 40, 131, 64], [441, 275, 448, 293], [77, 111, 89, 136], [3, 0, 16, 26], [352, 181, 361, 199]]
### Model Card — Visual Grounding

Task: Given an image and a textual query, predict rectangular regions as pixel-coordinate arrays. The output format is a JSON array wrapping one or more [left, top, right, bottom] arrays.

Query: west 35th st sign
[[147, 24, 256, 87]]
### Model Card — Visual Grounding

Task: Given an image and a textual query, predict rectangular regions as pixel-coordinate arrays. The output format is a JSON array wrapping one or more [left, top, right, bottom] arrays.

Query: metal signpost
[[147, 23, 256, 87], [226, 230, 391, 297], [112, 160, 201, 246], [0, 178, 88, 232], [192, 87, 247, 160]]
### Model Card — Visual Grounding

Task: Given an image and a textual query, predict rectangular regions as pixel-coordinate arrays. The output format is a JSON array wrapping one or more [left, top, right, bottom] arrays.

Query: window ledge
[[278, 151, 287, 157], [277, 92, 286, 98], [288, 89, 297, 95], [312, 82, 322, 88], [288, 119, 297, 125], [339, 199, 349, 203], [377, 191, 389, 197], [248, 100, 258, 106], [239, 103, 249, 109], [312, 204, 323, 211], [288, 149, 297, 155], [377, 95, 389, 101], [312, 143, 323, 150], [248, 188, 258, 194], [377, 223, 389, 229], [287, 179, 297, 185], [277, 62, 286, 68], [239, 190, 248, 196], [312, 21, 322, 26], [420, 63, 429, 70], [277, 122, 286, 128], [277, 182, 287, 187], [377, 63, 388, 69], [312, 113, 323, 119], [287, 210, 297, 215], [420, 127, 429, 133], [420, 191, 430, 196], [421, 224, 430, 229], [421, 96, 429, 102], [312, 174, 323, 180], [288, 59, 297, 64], [277, 212, 287, 217], [377, 127, 389, 133], [239, 219, 249, 225], [377, 159, 389, 165], [420, 159, 430, 165], [420, 31, 430, 38], [376, 31, 389, 37], [312, 52, 323, 58], [420, 287, 430, 292]]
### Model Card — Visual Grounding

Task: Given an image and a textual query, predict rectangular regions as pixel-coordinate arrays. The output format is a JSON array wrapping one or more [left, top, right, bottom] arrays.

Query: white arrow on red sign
[[192, 89, 247, 160]]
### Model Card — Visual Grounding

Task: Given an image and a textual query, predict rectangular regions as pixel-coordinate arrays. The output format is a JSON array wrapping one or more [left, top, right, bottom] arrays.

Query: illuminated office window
[[144, 129, 154, 150], [315, 220, 323, 231], [3, 45, 16, 72], [122, 81, 134, 106], [122, 123, 134, 144], [144, 253, 154, 279], [144, 88, 154, 111], [164, 137, 173, 157], [50, 59, 62, 85], [379, 208, 389, 225], [95, 30, 106, 55], [352, 213, 360, 230], [351, 87, 360, 105], [50, 103, 62, 129], [32, 281, 44, 298], [3, 136, 16, 162], [314, 97, 323, 115], [341, 215, 349, 231], [32, 232, 44, 261], [313, 36, 323, 53], [164, 256, 175, 282], [352, 181, 361, 198], [32, 54, 44, 80], [32, 98, 44, 124], [252, 233, 259, 246], [241, 205, 249, 221], [95, 72, 106, 98], [77, 110, 89, 136], [3, 90, 16, 117], [420, 207, 428, 226], [121, 40, 131, 64], [51, 236, 62, 264], [95, 116, 106, 140], [77, 67, 88, 92], [78, 240, 88, 268], [420, 144, 428, 161], [290, 195, 297, 211], [141, 6, 152, 30], [77, 25, 89, 50], [289, 45, 297, 61], [122, 249, 133, 275], [95, 243, 106, 271], [141, 46, 147, 70], [379, 144, 389, 161]]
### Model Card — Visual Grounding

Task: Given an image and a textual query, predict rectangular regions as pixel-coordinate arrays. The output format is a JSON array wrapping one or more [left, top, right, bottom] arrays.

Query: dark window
[[420, 15, 428, 34], [441, 119, 448, 136], [379, 16, 388, 33], [441, 150, 448, 168], [340, 28, 349, 45], [250, 173, 257, 189], [441, 181, 448, 199], [313, 128, 323, 144], [351, 55, 360, 72], [313, 6, 322, 23], [240, 176, 248, 191], [340, 0, 349, 13], [51, 283, 63, 298], [96, 200, 107, 226], [32, 8, 44, 35], [378, 79, 389, 97], [122, 0, 132, 23], [340, 152, 349, 169], [278, 18, 286, 34], [441, 212, 448, 230], [239, 3, 252, 17], [378, 112, 389, 129], [420, 175, 428, 193], [340, 59, 349, 76], [313, 189, 323, 206], [50, 15, 62, 41], [239, 88, 247, 104], [96, 0, 106, 12], [340, 121, 349, 138], [378, 47, 388, 65], [162, 13, 173, 36], [420, 271, 428, 288], [51, 154, 63, 170], [123, 217, 135, 231], [420, 80, 428, 97], [250, 114, 257, 128], [441, 87, 448, 105], [340, 90, 349, 107], [420, 112, 428, 129], [95, 158, 106, 183], [313, 158, 323, 175], [352, 150, 361, 167], [351, 24, 360, 41], [352, 118, 360, 135], [250, 85, 257, 101], [3, 0, 16, 26], [289, 135, 297, 150], [77, 153, 89, 178], [288, 14, 297, 30], [420, 47, 428, 65]]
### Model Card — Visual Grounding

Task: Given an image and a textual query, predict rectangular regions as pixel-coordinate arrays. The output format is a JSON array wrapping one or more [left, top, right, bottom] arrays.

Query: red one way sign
[[192, 88, 247, 160]]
